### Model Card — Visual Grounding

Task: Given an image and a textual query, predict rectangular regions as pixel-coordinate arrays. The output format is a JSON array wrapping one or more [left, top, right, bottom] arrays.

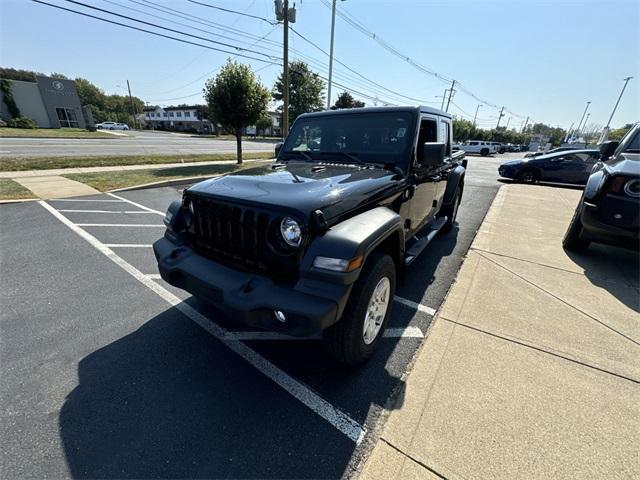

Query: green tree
[[75, 78, 106, 110], [333, 91, 364, 109], [204, 60, 270, 164], [273, 61, 325, 126], [608, 123, 633, 141]]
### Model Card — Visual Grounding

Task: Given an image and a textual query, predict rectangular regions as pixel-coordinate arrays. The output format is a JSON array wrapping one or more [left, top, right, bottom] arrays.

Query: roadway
[[0, 130, 276, 158]]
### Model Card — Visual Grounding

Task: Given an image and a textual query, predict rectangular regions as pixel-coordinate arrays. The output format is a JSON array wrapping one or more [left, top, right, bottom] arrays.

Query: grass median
[[0, 152, 271, 172], [0, 127, 116, 139], [63, 162, 270, 192], [0, 179, 36, 200]]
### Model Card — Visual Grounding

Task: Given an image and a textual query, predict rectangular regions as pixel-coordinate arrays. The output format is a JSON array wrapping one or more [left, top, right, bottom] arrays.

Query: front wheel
[[480, 148, 489, 156], [562, 204, 590, 251], [517, 168, 538, 184], [323, 252, 396, 366]]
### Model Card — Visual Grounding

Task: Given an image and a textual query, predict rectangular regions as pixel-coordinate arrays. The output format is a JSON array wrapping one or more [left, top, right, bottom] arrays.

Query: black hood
[[187, 161, 404, 223]]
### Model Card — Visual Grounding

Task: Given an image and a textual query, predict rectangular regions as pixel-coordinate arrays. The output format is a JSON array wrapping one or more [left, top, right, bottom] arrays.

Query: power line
[[61, 0, 280, 60], [320, 0, 527, 118], [32, 0, 280, 64], [187, 0, 277, 24]]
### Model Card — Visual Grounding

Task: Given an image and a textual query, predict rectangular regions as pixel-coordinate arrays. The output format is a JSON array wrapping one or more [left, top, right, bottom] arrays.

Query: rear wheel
[[323, 252, 396, 366], [438, 186, 461, 234], [563, 204, 590, 251], [480, 148, 489, 156], [517, 168, 538, 184]]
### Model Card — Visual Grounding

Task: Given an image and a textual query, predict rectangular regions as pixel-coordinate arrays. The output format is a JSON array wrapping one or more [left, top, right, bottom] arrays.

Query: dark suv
[[154, 106, 466, 365], [563, 122, 639, 251]]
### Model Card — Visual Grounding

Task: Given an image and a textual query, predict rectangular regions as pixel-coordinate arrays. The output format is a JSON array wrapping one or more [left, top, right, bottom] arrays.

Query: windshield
[[280, 112, 415, 165]]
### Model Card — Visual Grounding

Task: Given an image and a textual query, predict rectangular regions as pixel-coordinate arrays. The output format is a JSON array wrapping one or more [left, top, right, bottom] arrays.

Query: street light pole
[[605, 76, 633, 128], [326, 0, 338, 109], [521, 116, 529, 134], [473, 104, 481, 128], [575, 101, 591, 134], [282, 0, 290, 137], [579, 113, 591, 137]]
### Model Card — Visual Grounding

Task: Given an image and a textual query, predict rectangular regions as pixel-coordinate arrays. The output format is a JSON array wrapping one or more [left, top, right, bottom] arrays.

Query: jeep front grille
[[186, 194, 300, 281]]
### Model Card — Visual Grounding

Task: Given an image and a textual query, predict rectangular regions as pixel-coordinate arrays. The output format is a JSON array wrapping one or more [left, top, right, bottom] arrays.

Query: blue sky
[[1, 0, 638, 130]]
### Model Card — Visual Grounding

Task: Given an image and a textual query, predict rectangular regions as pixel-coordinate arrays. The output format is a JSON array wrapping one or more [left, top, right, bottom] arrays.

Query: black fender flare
[[301, 206, 404, 284], [299, 207, 404, 318], [443, 165, 466, 206]]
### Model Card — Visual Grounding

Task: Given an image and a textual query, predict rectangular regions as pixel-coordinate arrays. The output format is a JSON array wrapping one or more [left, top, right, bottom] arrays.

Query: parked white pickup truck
[[455, 140, 495, 156]]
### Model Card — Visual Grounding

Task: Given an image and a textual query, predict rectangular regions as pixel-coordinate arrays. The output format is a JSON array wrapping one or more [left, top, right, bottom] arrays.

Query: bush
[[7, 116, 37, 129], [0, 119, 6, 127]]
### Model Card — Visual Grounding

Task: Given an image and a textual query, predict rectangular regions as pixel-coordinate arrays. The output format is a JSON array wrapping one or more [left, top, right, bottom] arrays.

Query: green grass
[[0, 152, 272, 172], [0, 127, 116, 139], [0, 179, 35, 200], [64, 163, 270, 192]]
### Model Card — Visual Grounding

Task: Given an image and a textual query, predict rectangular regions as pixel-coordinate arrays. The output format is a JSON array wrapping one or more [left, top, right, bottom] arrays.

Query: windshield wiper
[[320, 151, 365, 165], [282, 150, 313, 161]]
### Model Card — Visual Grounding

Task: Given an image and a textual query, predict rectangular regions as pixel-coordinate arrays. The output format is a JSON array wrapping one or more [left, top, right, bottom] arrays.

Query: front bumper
[[153, 237, 349, 336], [498, 165, 517, 179], [580, 196, 639, 249]]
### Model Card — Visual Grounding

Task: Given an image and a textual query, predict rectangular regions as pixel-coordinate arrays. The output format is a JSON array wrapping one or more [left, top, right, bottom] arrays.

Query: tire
[[517, 168, 538, 184], [480, 148, 489, 156], [323, 252, 396, 366], [438, 186, 461, 234], [562, 204, 590, 251]]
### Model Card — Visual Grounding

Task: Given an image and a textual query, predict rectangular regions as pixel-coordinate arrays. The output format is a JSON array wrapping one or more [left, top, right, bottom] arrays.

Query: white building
[[143, 105, 212, 134]]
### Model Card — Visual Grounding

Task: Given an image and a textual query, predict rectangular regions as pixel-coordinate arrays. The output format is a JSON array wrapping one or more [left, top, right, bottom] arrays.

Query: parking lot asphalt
[[1, 155, 509, 479], [0, 130, 275, 158]]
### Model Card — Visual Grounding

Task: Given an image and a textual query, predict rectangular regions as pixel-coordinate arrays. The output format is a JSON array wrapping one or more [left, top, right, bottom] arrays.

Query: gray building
[[0, 75, 92, 129]]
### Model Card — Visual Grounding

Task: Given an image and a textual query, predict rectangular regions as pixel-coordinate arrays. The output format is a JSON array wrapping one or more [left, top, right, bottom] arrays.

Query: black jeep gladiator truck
[[154, 106, 466, 365]]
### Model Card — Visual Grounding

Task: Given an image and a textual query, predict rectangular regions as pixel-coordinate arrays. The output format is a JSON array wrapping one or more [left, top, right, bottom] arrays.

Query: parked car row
[[455, 140, 526, 156], [95, 122, 130, 130]]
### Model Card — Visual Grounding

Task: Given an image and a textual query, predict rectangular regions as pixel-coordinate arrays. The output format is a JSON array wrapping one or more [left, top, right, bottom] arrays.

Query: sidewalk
[[360, 184, 639, 480], [0, 157, 268, 178], [0, 158, 269, 200]]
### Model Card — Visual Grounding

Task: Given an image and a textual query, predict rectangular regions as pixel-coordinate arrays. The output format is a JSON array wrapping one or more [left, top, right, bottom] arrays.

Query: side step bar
[[404, 216, 447, 266]]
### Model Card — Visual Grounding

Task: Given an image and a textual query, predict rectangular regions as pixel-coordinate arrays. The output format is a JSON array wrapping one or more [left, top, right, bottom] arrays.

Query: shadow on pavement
[[58, 303, 404, 479], [566, 243, 640, 314]]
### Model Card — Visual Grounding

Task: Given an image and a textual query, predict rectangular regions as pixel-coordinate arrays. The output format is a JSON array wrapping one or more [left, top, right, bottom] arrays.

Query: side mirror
[[599, 140, 618, 160], [275, 142, 283, 157], [420, 143, 445, 167]]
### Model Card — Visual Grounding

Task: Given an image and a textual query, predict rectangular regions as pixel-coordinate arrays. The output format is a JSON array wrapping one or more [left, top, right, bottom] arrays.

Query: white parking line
[[57, 210, 157, 214], [225, 326, 424, 341], [104, 244, 153, 248], [107, 193, 165, 216], [40, 200, 366, 444], [394, 296, 437, 316], [50, 198, 125, 202], [75, 224, 165, 227]]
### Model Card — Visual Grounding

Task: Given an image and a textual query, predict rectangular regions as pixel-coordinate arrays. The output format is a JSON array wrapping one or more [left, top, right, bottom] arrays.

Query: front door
[[409, 116, 440, 234]]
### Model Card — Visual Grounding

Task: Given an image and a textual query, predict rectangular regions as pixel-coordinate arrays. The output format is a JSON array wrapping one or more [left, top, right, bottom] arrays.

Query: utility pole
[[326, 0, 338, 109], [521, 116, 529, 134], [440, 89, 447, 110], [496, 106, 505, 129], [472, 104, 481, 127], [575, 101, 591, 134], [282, 0, 290, 137], [126, 79, 137, 130], [505, 116, 511, 129], [445, 79, 456, 112], [605, 76, 633, 128]]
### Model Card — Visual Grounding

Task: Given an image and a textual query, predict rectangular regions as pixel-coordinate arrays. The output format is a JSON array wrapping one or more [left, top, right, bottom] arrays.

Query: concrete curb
[[108, 175, 222, 192], [0, 197, 40, 205]]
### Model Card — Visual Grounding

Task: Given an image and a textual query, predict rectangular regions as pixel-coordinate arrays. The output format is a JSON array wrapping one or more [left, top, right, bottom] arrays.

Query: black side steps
[[404, 216, 447, 266]]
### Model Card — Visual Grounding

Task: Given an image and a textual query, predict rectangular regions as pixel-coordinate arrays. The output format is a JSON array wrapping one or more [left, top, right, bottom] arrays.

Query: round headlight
[[624, 179, 640, 198], [280, 217, 302, 247]]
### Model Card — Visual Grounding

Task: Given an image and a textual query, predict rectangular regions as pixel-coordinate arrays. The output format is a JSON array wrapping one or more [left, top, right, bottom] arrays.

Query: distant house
[[144, 105, 212, 134], [246, 111, 282, 137]]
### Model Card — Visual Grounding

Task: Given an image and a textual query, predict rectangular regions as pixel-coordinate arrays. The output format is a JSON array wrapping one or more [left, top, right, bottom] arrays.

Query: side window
[[624, 131, 640, 153], [440, 119, 452, 156], [416, 118, 438, 163]]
